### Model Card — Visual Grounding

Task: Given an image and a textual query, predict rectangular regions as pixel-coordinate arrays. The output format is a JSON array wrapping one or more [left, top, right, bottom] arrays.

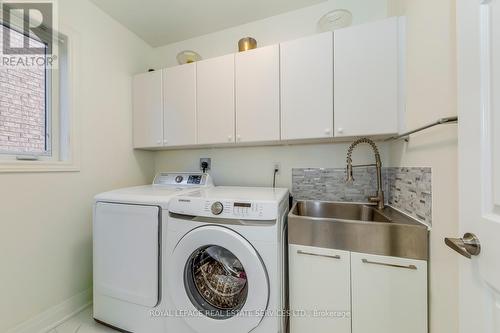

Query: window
[[0, 26, 49, 156], [0, 19, 75, 171]]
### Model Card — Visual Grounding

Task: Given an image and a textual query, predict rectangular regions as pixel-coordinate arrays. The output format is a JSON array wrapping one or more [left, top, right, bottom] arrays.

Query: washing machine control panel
[[201, 200, 265, 219], [170, 198, 278, 220], [169, 188, 288, 220], [211, 201, 224, 215], [233, 202, 264, 218]]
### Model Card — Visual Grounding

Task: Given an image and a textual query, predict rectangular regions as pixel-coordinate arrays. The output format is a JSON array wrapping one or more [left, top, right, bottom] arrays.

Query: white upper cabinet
[[132, 71, 163, 148], [132, 17, 405, 150], [334, 17, 402, 137], [163, 63, 197, 146], [197, 54, 235, 145], [280, 32, 334, 140], [235, 45, 280, 143]]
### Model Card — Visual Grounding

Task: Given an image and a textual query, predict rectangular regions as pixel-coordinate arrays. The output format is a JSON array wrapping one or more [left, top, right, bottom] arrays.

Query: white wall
[[153, 0, 389, 68], [155, 143, 391, 189], [0, 0, 156, 330], [388, 1, 459, 333]]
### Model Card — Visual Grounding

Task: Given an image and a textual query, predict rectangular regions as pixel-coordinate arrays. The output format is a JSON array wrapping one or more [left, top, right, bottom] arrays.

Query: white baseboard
[[6, 289, 92, 333]]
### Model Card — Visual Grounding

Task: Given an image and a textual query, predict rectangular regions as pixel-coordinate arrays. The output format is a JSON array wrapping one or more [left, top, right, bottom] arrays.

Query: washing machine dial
[[211, 202, 224, 215], [175, 175, 184, 183]]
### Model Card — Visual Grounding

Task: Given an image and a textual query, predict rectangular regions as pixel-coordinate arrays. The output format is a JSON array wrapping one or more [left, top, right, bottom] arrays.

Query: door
[[167, 225, 268, 333], [132, 71, 163, 148], [288, 245, 351, 333], [235, 45, 280, 143], [163, 63, 197, 146], [334, 17, 401, 137], [280, 32, 334, 140], [197, 54, 235, 145], [93, 203, 160, 307], [350, 252, 427, 333], [455, 0, 500, 332]]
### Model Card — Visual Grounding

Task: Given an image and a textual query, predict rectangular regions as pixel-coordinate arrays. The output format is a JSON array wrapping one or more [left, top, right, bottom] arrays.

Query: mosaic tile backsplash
[[292, 167, 432, 224]]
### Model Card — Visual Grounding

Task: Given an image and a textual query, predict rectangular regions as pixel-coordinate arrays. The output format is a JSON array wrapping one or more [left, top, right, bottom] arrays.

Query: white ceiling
[[90, 0, 328, 47]]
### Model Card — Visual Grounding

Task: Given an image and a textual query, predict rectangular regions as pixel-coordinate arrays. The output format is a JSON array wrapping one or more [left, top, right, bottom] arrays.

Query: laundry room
[[0, 0, 494, 333]]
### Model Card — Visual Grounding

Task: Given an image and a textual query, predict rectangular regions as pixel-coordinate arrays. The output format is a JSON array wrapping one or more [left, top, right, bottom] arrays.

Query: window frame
[[0, 20, 80, 173], [0, 22, 52, 158]]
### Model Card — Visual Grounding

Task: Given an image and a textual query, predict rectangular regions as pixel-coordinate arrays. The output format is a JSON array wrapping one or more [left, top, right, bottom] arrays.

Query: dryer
[[164, 186, 289, 333], [93, 172, 213, 333]]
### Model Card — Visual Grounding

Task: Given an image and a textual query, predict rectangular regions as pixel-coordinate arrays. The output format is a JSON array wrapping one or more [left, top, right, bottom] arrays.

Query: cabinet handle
[[297, 250, 341, 259], [361, 259, 417, 270]]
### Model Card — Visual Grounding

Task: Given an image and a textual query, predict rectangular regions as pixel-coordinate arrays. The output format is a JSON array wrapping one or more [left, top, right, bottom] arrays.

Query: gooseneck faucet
[[346, 138, 385, 210]]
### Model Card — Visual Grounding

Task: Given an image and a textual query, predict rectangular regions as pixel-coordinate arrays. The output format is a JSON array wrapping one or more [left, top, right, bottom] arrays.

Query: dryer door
[[169, 225, 269, 333], [94, 202, 160, 307]]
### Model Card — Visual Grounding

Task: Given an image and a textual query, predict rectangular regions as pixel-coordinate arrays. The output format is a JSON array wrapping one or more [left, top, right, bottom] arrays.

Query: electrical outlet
[[200, 158, 211, 171], [273, 162, 281, 174]]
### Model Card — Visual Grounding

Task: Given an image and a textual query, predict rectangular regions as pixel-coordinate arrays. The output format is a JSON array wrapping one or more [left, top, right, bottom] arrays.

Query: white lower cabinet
[[289, 246, 428, 333], [289, 244, 351, 333], [351, 252, 428, 333]]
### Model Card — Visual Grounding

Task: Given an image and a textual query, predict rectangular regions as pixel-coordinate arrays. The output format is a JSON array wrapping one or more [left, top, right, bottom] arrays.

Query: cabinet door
[[334, 17, 402, 137], [280, 32, 334, 140], [132, 71, 163, 148], [351, 252, 427, 333], [289, 244, 351, 333], [163, 64, 197, 146], [197, 54, 235, 145], [235, 45, 280, 143]]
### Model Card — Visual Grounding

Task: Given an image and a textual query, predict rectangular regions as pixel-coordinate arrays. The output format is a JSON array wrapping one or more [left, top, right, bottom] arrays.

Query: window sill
[[0, 160, 80, 173]]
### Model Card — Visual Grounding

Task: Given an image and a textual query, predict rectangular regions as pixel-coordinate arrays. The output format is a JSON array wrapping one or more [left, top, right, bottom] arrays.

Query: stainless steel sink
[[288, 201, 429, 261], [294, 201, 392, 223]]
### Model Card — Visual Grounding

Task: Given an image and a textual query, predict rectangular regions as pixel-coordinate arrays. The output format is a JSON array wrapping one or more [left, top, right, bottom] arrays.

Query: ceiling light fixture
[[317, 9, 353, 32], [176, 50, 202, 65]]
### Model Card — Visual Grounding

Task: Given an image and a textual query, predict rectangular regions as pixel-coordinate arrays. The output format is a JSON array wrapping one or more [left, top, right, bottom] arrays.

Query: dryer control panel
[[153, 173, 213, 187]]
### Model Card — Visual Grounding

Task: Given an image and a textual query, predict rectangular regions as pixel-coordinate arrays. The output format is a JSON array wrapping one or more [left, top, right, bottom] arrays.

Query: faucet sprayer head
[[346, 162, 354, 183]]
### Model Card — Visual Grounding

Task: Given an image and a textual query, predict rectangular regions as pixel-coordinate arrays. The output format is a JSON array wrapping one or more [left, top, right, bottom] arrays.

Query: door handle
[[444, 233, 481, 258]]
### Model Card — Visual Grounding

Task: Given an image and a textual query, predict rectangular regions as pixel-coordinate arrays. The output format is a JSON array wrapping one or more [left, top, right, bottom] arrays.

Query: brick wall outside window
[[0, 26, 47, 155]]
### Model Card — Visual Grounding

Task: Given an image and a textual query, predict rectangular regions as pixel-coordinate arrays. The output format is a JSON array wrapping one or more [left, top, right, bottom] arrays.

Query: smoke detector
[[317, 9, 353, 32]]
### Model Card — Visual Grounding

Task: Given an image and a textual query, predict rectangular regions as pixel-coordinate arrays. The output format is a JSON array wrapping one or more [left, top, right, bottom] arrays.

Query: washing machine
[[164, 186, 289, 333], [92, 172, 214, 333]]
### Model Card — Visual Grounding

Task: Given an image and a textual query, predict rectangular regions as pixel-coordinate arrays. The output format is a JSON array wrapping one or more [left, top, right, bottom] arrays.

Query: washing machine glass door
[[169, 225, 269, 333], [186, 245, 248, 317]]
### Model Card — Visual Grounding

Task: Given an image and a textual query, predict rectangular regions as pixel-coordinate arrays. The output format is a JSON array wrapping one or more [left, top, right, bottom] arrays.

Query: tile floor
[[48, 307, 117, 333]]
